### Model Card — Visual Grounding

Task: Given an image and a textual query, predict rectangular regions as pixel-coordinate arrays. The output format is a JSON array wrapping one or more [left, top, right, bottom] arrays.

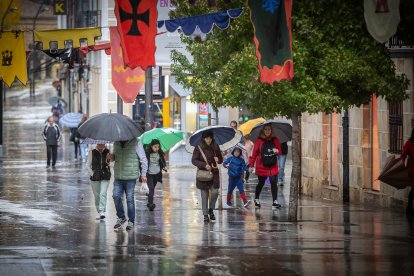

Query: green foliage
[[170, 0, 409, 118]]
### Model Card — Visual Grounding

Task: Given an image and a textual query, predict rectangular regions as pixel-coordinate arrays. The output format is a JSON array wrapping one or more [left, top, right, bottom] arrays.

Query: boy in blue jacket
[[223, 147, 251, 208]]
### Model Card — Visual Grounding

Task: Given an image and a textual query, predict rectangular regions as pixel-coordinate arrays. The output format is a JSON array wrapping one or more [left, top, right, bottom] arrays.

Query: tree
[[170, 0, 409, 221]]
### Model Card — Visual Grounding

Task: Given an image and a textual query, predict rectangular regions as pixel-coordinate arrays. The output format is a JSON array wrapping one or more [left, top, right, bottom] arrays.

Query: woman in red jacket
[[249, 124, 282, 209], [401, 128, 414, 215]]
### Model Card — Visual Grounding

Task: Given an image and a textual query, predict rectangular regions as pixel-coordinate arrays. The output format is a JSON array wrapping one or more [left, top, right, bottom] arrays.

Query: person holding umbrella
[[401, 127, 414, 215], [191, 130, 223, 222], [108, 138, 148, 231], [249, 124, 282, 209]]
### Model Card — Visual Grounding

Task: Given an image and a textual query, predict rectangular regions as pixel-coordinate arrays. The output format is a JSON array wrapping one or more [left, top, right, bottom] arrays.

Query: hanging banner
[[110, 27, 145, 103], [248, 0, 294, 84], [0, 31, 28, 87], [34, 27, 101, 50], [364, 0, 400, 43], [114, 0, 158, 70]]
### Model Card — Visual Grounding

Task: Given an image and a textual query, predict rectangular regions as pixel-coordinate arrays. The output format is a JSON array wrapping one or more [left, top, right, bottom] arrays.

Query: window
[[388, 101, 403, 154]]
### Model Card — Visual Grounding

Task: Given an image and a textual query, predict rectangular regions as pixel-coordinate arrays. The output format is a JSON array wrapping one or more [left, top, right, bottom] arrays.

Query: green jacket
[[113, 139, 140, 180]]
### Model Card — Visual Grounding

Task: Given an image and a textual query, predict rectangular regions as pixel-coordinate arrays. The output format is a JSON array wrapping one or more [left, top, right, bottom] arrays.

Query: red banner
[[110, 27, 145, 103], [115, 0, 158, 70]]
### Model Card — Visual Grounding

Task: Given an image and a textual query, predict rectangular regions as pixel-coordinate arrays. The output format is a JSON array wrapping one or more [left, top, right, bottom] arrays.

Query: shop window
[[388, 101, 403, 154]]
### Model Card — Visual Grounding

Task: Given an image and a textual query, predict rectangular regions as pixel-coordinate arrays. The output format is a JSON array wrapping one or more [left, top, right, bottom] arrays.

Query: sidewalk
[[0, 85, 414, 275]]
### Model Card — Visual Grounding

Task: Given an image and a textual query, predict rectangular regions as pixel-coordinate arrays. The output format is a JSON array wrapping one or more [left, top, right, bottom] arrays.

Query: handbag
[[196, 146, 214, 182]]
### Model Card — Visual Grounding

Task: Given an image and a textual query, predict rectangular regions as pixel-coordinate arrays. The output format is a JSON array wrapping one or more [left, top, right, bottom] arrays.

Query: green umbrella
[[140, 128, 184, 151]]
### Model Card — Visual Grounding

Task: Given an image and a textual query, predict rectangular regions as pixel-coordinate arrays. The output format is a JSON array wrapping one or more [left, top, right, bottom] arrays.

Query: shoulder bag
[[196, 146, 214, 181]]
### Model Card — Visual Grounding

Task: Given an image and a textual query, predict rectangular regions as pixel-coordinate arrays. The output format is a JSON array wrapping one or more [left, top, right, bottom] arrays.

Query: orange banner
[[110, 27, 144, 103]]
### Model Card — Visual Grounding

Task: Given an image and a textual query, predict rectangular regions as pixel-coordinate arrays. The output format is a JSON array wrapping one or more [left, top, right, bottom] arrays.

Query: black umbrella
[[78, 113, 143, 142], [249, 119, 292, 143]]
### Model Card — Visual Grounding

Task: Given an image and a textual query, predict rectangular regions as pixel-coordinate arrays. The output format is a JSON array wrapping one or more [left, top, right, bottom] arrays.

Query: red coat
[[401, 140, 414, 179], [249, 136, 282, 177]]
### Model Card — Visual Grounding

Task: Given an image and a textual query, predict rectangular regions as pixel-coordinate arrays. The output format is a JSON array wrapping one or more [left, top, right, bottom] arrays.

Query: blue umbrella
[[59, 112, 83, 128], [185, 125, 243, 153]]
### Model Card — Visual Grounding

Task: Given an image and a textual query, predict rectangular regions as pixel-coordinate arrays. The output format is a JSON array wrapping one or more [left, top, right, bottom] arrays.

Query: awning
[[169, 75, 191, 97]]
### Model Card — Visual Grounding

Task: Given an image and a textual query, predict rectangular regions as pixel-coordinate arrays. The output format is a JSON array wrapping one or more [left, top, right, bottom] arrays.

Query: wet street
[[1, 84, 414, 276]]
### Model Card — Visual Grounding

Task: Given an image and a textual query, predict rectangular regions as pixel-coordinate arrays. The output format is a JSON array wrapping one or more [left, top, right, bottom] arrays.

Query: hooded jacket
[[223, 147, 249, 178], [249, 136, 281, 176]]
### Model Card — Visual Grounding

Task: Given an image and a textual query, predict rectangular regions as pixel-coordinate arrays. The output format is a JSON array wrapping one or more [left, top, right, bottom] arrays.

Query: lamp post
[[30, 4, 49, 97]]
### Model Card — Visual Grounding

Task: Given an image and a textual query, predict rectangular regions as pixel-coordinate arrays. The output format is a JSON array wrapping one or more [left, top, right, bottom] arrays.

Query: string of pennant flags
[[0, 2, 295, 92]]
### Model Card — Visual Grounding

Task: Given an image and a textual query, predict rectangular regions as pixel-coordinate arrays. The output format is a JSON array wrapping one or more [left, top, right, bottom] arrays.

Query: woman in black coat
[[191, 130, 223, 222]]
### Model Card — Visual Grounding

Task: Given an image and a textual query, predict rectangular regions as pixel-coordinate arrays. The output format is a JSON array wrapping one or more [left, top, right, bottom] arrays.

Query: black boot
[[203, 215, 210, 222], [208, 208, 216, 221]]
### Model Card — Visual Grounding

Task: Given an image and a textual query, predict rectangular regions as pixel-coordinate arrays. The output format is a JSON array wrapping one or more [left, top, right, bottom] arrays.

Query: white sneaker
[[99, 212, 105, 219], [126, 221, 134, 231], [272, 200, 281, 209]]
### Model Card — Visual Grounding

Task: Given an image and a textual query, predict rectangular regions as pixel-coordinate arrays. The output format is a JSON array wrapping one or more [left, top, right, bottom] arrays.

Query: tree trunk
[[288, 110, 302, 221]]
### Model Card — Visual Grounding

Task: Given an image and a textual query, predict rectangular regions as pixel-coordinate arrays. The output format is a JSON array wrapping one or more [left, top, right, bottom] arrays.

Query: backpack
[[261, 138, 278, 167]]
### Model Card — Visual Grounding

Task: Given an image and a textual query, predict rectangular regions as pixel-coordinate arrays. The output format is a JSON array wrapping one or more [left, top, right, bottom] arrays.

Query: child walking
[[87, 144, 111, 219], [223, 147, 251, 208], [145, 139, 167, 211]]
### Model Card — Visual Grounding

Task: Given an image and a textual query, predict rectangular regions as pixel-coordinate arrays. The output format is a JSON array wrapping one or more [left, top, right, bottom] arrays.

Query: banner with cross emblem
[[114, 0, 158, 70], [0, 31, 28, 87]]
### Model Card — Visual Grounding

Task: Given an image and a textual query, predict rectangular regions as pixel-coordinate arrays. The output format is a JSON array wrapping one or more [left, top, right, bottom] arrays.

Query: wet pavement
[[1, 84, 414, 275]]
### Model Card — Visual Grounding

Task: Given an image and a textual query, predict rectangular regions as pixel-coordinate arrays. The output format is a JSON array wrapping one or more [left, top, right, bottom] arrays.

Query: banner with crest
[[0, 31, 28, 87]]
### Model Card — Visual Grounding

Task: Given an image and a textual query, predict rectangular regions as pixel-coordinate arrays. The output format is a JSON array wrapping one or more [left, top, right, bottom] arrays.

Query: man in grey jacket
[[42, 116, 61, 168]]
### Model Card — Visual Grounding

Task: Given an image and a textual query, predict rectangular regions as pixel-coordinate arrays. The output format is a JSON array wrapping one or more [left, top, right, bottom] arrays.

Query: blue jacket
[[223, 148, 249, 178]]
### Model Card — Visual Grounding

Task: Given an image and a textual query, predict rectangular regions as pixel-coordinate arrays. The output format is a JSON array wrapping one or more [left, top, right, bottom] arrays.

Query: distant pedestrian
[[230, 120, 238, 129], [77, 114, 89, 160], [56, 99, 65, 115], [51, 106, 61, 125], [109, 139, 148, 231], [243, 134, 254, 182], [249, 124, 282, 209], [87, 144, 111, 220], [145, 139, 167, 211], [69, 127, 80, 160], [223, 147, 251, 208], [401, 127, 414, 215], [191, 130, 223, 222], [42, 116, 61, 168], [277, 142, 288, 186]]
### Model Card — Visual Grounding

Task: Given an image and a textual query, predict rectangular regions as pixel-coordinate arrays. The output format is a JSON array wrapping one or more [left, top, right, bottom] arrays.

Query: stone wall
[[301, 57, 414, 211]]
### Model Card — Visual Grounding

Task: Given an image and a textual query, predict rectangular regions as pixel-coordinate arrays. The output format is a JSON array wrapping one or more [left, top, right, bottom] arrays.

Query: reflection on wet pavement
[[1, 85, 414, 275]]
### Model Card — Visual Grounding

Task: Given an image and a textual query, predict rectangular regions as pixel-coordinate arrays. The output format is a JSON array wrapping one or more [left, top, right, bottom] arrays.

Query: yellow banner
[[0, 31, 27, 87], [34, 27, 101, 50]]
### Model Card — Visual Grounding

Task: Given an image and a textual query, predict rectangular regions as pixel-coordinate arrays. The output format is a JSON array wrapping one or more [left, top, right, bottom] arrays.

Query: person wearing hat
[[191, 130, 223, 222]]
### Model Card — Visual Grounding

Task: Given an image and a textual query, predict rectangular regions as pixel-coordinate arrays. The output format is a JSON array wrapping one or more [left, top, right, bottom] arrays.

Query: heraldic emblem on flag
[[0, 31, 28, 87], [115, 0, 158, 70], [110, 27, 145, 103], [248, 0, 294, 84]]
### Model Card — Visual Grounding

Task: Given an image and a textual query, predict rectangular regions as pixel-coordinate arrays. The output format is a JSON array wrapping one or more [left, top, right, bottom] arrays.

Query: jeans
[[46, 145, 58, 166], [277, 154, 287, 183], [90, 180, 110, 213], [147, 174, 157, 204], [112, 179, 136, 223], [73, 141, 80, 158], [80, 143, 88, 159]]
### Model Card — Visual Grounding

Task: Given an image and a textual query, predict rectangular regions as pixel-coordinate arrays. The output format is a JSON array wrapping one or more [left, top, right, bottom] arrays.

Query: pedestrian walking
[[109, 139, 148, 231], [401, 127, 414, 215], [277, 142, 288, 186], [191, 130, 223, 222], [42, 116, 61, 168], [78, 114, 89, 160], [249, 124, 282, 209], [243, 134, 254, 183], [145, 139, 167, 211], [223, 146, 251, 208], [69, 127, 81, 160], [87, 144, 111, 220]]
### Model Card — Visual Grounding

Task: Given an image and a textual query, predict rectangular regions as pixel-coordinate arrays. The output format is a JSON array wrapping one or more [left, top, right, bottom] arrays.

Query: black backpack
[[261, 138, 278, 167]]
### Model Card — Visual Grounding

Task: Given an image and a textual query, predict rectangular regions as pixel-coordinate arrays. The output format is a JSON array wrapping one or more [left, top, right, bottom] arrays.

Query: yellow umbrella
[[238, 117, 266, 136]]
